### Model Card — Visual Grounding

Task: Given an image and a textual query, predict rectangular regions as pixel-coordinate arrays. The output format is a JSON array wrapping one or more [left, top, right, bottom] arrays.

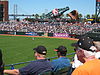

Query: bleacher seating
[[38, 67, 71, 75], [39, 71, 53, 75], [53, 67, 71, 75]]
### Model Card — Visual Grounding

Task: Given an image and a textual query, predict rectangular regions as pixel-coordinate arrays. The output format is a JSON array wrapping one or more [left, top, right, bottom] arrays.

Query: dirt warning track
[[0, 34, 78, 41]]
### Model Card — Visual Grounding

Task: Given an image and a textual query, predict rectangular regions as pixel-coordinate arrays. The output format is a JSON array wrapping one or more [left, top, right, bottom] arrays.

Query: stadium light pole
[[95, 0, 100, 23]]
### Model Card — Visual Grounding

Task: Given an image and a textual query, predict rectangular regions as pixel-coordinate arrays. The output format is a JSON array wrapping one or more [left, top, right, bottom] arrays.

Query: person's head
[[73, 36, 97, 63], [0, 49, 4, 75], [33, 45, 47, 59], [54, 46, 67, 57]]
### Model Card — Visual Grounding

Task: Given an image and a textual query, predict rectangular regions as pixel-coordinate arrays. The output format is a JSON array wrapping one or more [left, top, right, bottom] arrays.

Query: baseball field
[[0, 34, 77, 69]]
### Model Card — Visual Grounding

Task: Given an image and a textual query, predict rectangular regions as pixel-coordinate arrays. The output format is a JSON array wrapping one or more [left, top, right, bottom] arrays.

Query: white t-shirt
[[95, 52, 100, 59], [72, 54, 83, 68]]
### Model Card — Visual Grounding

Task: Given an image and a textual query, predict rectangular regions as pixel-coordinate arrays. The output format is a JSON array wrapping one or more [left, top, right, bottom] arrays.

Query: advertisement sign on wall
[[53, 33, 69, 37]]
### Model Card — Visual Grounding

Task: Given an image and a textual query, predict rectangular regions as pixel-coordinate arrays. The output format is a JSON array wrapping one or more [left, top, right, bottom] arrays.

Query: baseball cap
[[33, 46, 47, 55], [54, 46, 67, 52], [72, 36, 97, 52]]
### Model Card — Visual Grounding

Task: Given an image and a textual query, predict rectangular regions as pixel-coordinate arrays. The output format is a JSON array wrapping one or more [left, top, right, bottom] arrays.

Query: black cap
[[72, 36, 97, 52], [33, 46, 47, 55], [54, 46, 67, 52]]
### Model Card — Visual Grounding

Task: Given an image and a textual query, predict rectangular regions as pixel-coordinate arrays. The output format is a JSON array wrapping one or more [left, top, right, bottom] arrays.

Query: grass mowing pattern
[[0, 35, 76, 68]]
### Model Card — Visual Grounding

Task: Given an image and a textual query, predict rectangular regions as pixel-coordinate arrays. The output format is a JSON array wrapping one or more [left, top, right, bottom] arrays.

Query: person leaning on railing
[[4, 45, 52, 75]]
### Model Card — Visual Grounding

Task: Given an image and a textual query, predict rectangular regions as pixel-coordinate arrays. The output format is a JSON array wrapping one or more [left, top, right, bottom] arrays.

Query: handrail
[[5, 52, 75, 69]]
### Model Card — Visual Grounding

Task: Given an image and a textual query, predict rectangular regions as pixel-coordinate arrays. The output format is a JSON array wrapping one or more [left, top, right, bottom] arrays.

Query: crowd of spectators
[[0, 20, 100, 35]]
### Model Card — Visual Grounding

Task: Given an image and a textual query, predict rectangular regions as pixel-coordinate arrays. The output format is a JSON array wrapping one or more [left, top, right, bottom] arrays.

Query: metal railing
[[5, 52, 75, 69]]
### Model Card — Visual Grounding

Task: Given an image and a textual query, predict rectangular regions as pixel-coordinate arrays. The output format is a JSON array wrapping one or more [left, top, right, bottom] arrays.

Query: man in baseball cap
[[72, 36, 100, 75], [51, 45, 72, 74], [54, 46, 67, 57], [75, 36, 97, 52], [33, 45, 47, 55], [4, 45, 52, 75]]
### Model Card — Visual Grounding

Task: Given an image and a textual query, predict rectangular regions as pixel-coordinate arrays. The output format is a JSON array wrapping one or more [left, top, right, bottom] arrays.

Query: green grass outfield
[[0, 35, 77, 69]]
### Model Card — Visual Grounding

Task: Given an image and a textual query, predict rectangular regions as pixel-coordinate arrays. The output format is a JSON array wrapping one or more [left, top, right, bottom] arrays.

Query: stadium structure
[[0, 0, 99, 22], [0, 0, 79, 22], [0, 0, 8, 21], [96, 0, 100, 21]]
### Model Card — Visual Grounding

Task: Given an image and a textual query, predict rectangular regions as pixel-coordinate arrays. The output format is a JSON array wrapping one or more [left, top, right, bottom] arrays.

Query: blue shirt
[[19, 59, 52, 75], [51, 57, 71, 72]]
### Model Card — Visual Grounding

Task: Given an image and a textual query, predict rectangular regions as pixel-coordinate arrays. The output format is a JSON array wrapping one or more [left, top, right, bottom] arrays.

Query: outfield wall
[[0, 31, 78, 38]]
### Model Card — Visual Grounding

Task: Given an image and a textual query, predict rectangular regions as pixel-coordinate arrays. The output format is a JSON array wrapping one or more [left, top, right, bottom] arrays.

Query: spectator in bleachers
[[0, 49, 4, 75], [51, 45, 72, 74], [0, 21, 100, 35], [72, 36, 100, 75], [4, 45, 52, 75], [72, 54, 83, 72], [94, 41, 100, 59], [71, 44, 83, 72]]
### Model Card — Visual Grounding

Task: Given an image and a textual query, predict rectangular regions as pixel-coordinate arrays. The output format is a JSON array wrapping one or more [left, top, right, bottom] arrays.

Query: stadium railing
[[5, 52, 75, 69]]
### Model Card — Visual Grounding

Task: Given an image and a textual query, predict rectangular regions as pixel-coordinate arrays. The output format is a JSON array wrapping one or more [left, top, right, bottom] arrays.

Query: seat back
[[39, 71, 53, 75], [53, 67, 71, 75]]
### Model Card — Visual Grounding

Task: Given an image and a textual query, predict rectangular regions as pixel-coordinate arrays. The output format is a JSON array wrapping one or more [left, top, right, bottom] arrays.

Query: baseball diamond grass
[[0, 35, 77, 69]]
